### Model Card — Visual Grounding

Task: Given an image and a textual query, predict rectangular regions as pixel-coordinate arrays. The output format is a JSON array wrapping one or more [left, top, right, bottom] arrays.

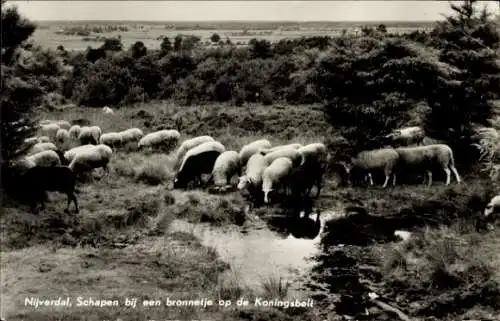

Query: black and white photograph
[[1, 0, 500, 320]]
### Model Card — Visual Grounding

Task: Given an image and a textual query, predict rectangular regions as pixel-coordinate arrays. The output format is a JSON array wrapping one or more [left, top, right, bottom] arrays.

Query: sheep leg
[[444, 167, 451, 185], [450, 165, 462, 183], [392, 173, 396, 186], [426, 171, 433, 187], [382, 174, 390, 188], [367, 173, 374, 186]]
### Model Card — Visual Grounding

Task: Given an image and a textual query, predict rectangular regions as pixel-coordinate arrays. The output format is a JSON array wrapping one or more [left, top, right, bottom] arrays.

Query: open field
[[2, 103, 500, 321], [32, 20, 434, 50]]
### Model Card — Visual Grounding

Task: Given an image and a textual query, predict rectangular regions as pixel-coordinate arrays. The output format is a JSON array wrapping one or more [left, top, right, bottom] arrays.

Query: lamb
[[346, 148, 400, 188], [99, 132, 123, 148], [174, 141, 225, 189], [238, 139, 272, 166], [262, 157, 295, 204], [237, 153, 268, 203], [262, 148, 304, 168], [68, 144, 113, 175], [119, 128, 144, 145], [78, 126, 102, 145], [38, 136, 51, 143], [258, 143, 303, 155], [293, 143, 328, 198], [55, 128, 71, 150], [39, 123, 60, 141], [484, 195, 500, 217], [28, 142, 58, 155], [394, 144, 462, 187], [174, 135, 215, 171], [138, 129, 180, 151], [22, 166, 79, 214], [210, 151, 241, 188], [385, 126, 425, 147]]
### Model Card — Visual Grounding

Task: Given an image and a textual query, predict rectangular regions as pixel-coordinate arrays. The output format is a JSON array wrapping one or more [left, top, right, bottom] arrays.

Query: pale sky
[[8, 1, 500, 22]]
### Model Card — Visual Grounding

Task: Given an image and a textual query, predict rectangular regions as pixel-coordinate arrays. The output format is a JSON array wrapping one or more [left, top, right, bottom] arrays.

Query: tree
[[160, 37, 172, 55], [210, 33, 221, 43], [0, 1, 39, 162], [100, 37, 123, 52], [426, 0, 500, 162], [130, 41, 147, 59], [174, 35, 182, 52], [376, 24, 387, 33]]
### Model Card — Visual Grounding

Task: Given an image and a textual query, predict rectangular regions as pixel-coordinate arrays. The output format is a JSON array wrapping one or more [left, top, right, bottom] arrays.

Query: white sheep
[[484, 195, 500, 217], [259, 143, 303, 155], [68, 144, 113, 175], [138, 129, 180, 151], [39, 120, 55, 126], [238, 153, 268, 196], [102, 106, 114, 114], [54, 120, 71, 130], [39, 123, 60, 141], [119, 127, 143, 144], [68, 125, 82, 141], [64, 144, 98, 163], [211, 151, 241, 188], [17, 150, 62, 170], [262, 157, 295, 204], [99, 132, 123, 148], [174, 135, 215, 170], [38, 136, 51, 143], [385, 126, 425, 147], [395, 144, 462, 186], [78, 126, 102, 145], [239, 139, 272, 166], [262, 148, 304, 168], [346, 148, 400, 188], [28, 142, 58, 155], [24, 136, 40, 145], [55, 128, 71, 150]]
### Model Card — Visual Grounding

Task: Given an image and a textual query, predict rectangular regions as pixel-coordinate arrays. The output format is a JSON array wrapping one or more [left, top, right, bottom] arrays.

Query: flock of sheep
[[8, 119, 500, 223]]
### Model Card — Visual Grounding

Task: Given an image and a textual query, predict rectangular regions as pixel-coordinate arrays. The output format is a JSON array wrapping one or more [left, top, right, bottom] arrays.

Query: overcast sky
[[8, 1, 500, 22]]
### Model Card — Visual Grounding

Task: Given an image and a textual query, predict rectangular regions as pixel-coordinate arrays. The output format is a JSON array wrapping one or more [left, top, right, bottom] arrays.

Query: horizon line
[[33, 19, 439, 22]]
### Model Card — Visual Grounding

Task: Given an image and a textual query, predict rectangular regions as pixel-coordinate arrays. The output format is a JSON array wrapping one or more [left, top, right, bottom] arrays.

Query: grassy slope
[[1, 102, 500, 321]]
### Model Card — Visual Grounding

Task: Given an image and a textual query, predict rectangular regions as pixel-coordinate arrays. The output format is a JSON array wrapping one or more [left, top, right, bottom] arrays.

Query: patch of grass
[[261, 276, 291, 300]]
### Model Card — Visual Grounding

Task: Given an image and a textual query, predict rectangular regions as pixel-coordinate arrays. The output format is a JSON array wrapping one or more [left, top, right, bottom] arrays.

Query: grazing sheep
[[395, 144, 462, 187], [239, 139, 272, 166], [259, 143, 303, 155], [262, 157, 295, 204], [102, 106, 114, 114], [24, 136, 40, 145], [39, 123, 60, 141], [78, 126, 102, 145], [64, 144, 97, 163], [262, 148, 304, 168], [421, 136, 445, 146], [385, 126, 425, 147], [68, 144, 113, 175], [55, 128, 71, 150], [99, 132, 123, 148], [138, 129, 180, 151], [210, 151, 241, 188], [293, 143, 328, 198], [20, 150, 62, 169], [174, 141, 225, 189], [174, 135, 215, 170], [119, 128, 144, 145], [238, 153, 268, 203], [39, 120, 55, 126], [68, 125, 82, 141], [346, 148, 400, 188], [28, 142, 58, 155], [484, 195, 500, 217], [54, 120, 71, 130], [23, 166, 79, 214]]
